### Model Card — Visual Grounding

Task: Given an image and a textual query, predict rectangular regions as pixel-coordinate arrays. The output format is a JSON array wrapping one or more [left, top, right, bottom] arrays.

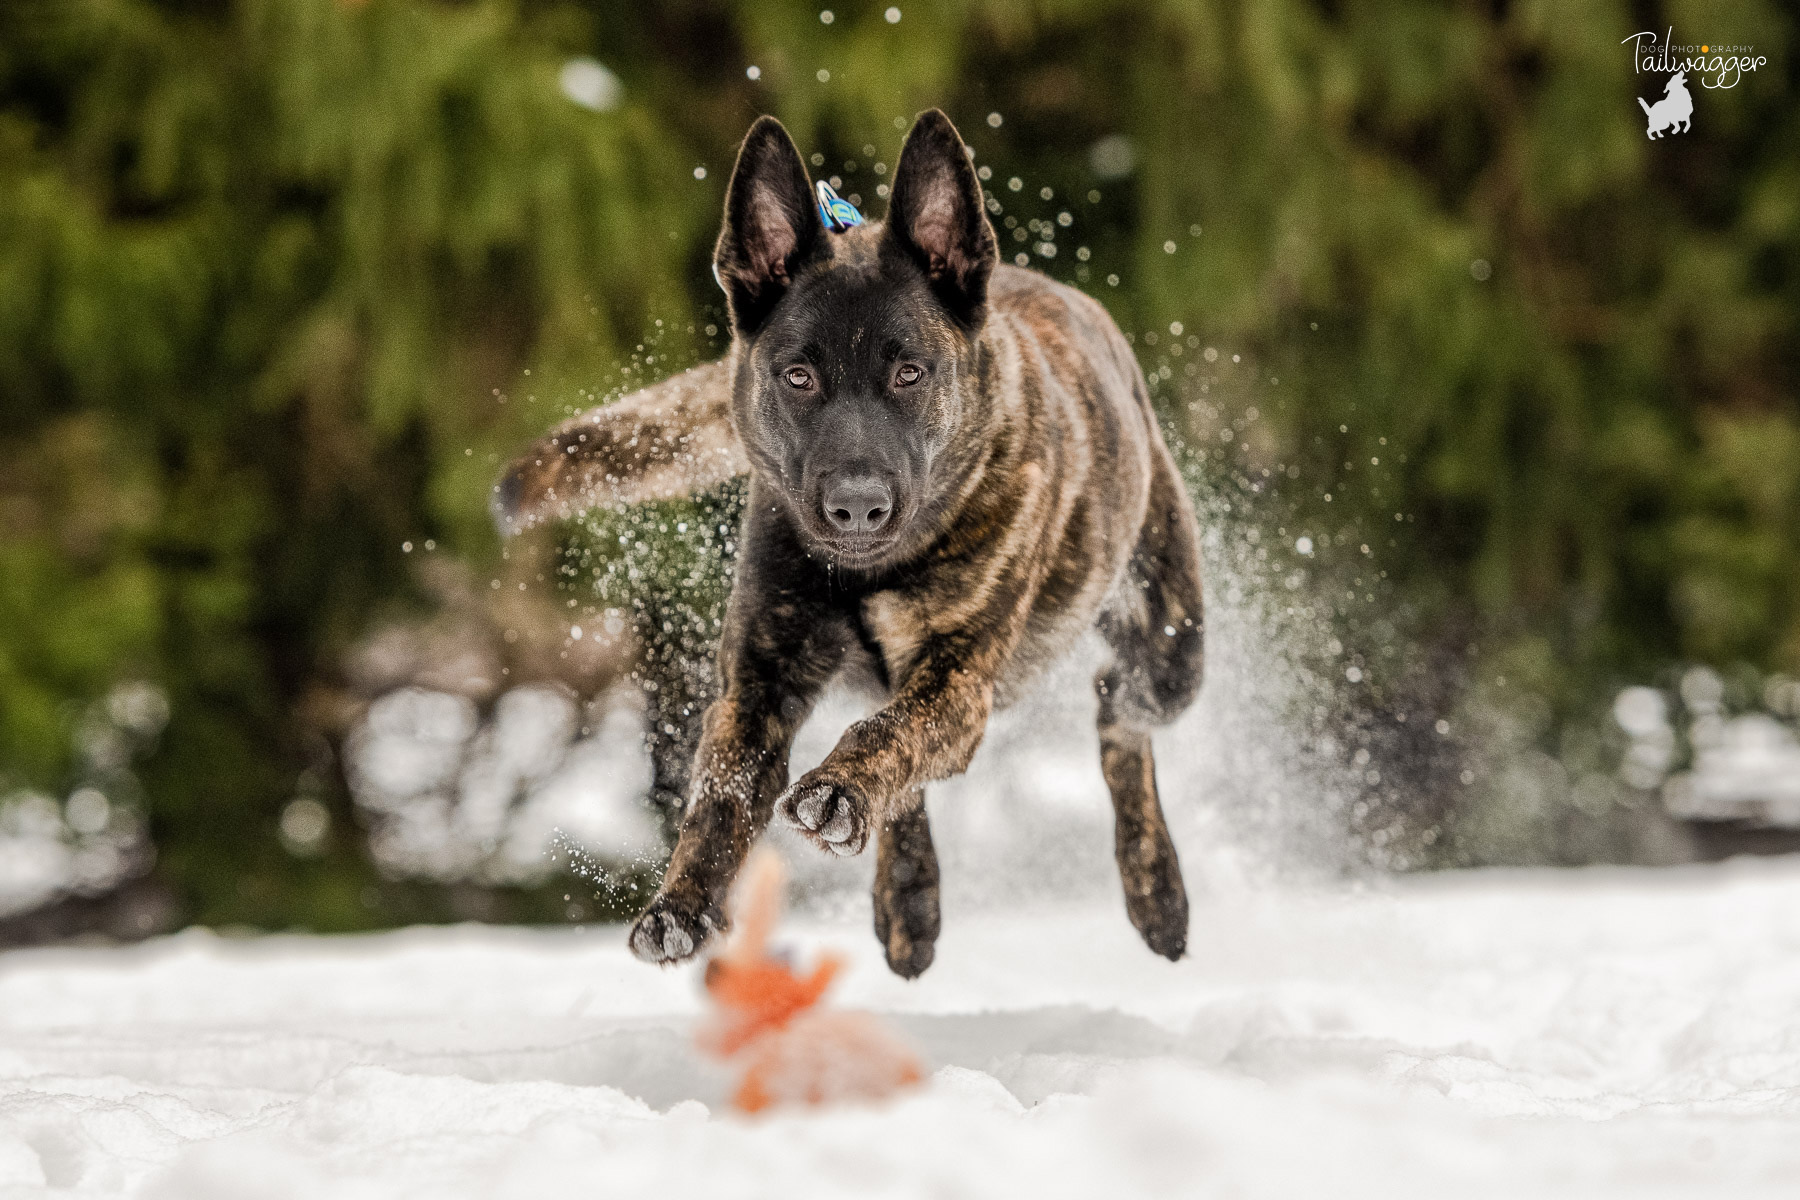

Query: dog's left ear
[[884, 110, 997, 327]]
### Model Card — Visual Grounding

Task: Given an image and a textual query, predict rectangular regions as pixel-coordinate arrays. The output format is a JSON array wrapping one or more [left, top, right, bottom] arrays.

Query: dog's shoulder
[[986, 265, 1141, 394], [989, 263, 1105, 321], [990, 265, 1124, 351]]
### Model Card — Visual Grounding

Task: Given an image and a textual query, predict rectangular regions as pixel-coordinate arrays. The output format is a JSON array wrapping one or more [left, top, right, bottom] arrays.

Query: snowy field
[[6, 860, 1800, 1198]]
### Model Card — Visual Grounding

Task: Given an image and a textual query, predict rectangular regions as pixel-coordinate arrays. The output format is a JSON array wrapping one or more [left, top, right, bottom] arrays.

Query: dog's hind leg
[[1094, 449, 1203, 961], [1096, 720, 1186, 959], [872, 786, 941, 978]]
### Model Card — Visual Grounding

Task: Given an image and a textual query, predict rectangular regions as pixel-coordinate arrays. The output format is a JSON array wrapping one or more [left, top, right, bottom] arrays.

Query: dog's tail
[[491, 359, 747, 536], [1638, 97, 1652, 116]]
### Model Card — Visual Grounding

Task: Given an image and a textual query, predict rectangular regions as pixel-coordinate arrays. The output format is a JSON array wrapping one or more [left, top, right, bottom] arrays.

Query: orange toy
[[699, 849, 925, 1113]]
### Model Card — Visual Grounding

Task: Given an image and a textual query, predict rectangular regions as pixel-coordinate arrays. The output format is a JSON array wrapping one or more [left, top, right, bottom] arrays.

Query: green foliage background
[[0, 0, 1794, 930]]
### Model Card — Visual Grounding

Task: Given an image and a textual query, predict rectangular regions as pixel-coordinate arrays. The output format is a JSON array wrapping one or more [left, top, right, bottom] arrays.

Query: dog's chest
[[854, 579, 1098, 709], [857, 592, 926, 691]]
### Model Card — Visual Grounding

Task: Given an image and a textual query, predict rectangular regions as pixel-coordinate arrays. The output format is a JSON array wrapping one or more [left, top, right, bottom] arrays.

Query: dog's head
[[712, 110, 998, 571], [1667, 69, 1687, 93]]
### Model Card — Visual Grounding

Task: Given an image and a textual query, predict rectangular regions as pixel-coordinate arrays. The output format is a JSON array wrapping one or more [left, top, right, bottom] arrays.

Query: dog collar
[[815, 180, 863, 231]]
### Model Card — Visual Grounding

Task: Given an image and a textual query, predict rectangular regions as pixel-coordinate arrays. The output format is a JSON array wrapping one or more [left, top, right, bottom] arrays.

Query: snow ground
[[6, 860, 1800, 1199]]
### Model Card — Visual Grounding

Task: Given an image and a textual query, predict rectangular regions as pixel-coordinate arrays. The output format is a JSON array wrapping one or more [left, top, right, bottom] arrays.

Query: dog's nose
[[823, 477, 893, 534]]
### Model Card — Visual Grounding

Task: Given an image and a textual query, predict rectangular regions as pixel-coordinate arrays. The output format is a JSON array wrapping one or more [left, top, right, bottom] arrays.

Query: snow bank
[[6, 860, 1800, 1197]]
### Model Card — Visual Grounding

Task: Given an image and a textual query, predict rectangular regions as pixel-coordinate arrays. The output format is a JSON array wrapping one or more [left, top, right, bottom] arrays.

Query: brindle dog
[[495, 111, 1204, 977]]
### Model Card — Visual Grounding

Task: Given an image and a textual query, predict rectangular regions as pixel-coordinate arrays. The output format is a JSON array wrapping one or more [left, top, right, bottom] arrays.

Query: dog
[[495, 110, 1205, 977], [1639, 70, 1692, 139]]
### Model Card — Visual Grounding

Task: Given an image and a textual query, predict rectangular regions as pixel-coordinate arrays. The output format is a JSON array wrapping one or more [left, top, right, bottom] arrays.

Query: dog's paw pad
[[778, 779, 869, 856], [818, 807, 858, 845], [793, 786, 830, 829], [628, 898, 722, 964]]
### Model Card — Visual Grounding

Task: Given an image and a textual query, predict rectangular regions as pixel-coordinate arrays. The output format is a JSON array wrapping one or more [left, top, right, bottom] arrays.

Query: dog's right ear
[[713, 117, 825, 335]]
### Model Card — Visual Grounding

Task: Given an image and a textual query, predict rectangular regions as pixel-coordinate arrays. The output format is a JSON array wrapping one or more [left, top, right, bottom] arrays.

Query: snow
[[8, 860, 1800, 1197]]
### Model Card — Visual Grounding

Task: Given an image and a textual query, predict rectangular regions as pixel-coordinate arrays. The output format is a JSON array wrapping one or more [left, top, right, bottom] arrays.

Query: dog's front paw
[[628, 893, 725, 964], [777, 773, 871, 856]]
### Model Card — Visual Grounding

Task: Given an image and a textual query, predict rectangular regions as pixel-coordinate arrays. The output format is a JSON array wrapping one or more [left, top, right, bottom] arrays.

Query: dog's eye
[[894, 364, 924, 387], [783, 367, 814, 390]]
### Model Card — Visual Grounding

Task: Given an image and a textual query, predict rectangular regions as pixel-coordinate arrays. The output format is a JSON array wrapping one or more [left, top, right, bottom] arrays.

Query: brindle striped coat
[[496, 111, 1203, 977]]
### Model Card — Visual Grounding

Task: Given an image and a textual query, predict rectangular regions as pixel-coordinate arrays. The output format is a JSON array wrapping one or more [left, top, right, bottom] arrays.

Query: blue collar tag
[[816, 180, 863, 231], [715, 179, 863, 294]]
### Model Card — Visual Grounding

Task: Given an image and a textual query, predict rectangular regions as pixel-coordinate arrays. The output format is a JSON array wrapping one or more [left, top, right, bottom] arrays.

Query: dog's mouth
[[813, 528, 903, 567]]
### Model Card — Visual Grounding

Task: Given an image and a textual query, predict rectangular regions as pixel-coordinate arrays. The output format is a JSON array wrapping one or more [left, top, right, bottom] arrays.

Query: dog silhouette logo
[[1639, 70, 1693, 138]]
